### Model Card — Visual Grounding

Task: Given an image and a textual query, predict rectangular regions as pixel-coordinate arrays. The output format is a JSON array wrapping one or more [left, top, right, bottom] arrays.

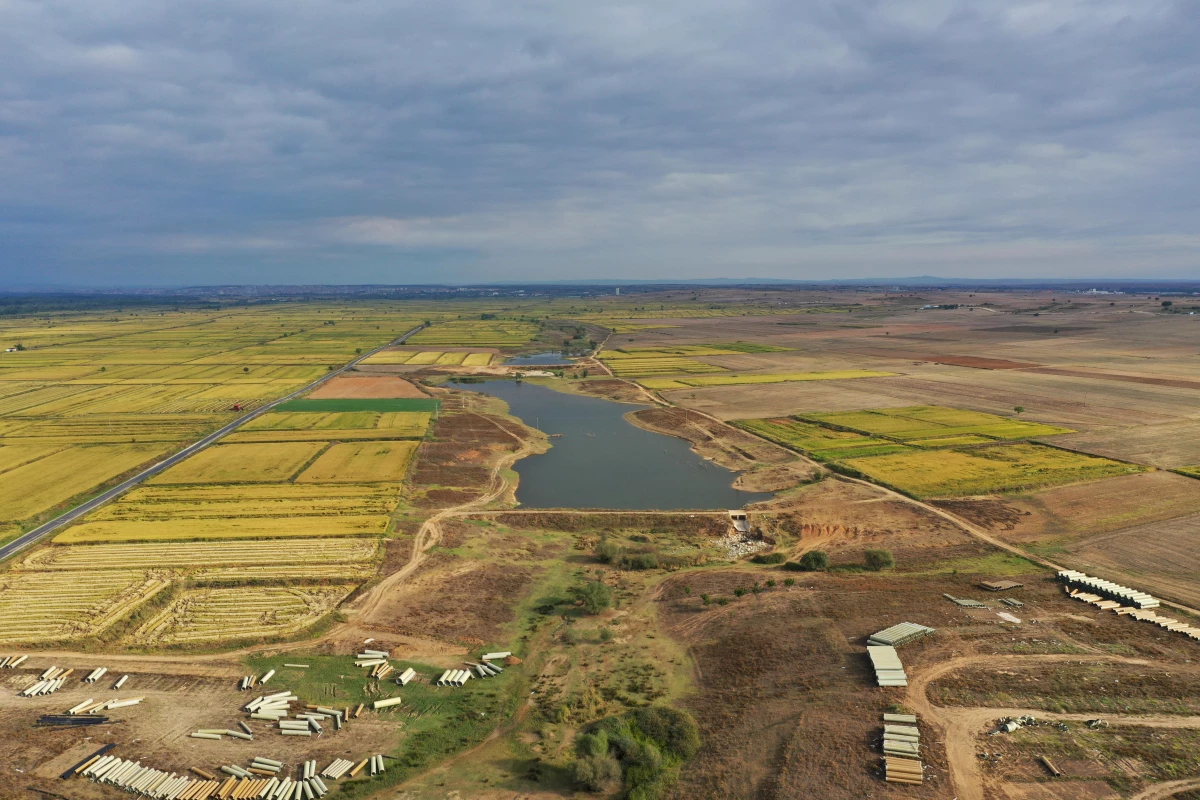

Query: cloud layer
[[1, 0, 1196, 284]]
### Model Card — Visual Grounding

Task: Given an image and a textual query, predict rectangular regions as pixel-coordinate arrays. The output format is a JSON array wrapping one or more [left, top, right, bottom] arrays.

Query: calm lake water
[[466, 380, 773, 510], [503, 352, 574, 366]]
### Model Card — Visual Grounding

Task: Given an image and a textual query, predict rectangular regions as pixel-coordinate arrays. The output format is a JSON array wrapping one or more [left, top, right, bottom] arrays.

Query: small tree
[[1013, 406, 1025, 414], [797, 550, 829, 571], [1162, 300, 1173, 308], [733, 587, 746, 598], [864, 549, 895, 571], [783, 577, 795, 587], [575, 581, 613, 615]]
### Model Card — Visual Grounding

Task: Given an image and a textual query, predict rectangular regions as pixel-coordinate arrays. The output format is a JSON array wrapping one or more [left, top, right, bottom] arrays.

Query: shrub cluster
[[572, 706, 701, 798]]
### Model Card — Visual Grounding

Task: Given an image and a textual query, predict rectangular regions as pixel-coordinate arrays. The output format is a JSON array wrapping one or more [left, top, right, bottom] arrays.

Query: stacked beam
[[0, 655, 28, 668], [38, 714, 113, 727], [1059, 570, 1159, 609], [866, 646, 908, 687], [1068, 587, 1200, 642], [867, 623, 935, 648], [881, 714, 923, 784]]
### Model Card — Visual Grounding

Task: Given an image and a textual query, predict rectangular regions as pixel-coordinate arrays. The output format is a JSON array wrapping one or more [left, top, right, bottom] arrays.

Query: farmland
[[840, 443, 1142, 498], [148, 442, 327, 484], [639, 370, 895, 390], [4, 290, 1200, 800], [733, 417, 908, 461], [803, 405, 1073, 441], [296, 440, 419, 483], [128, 585, 354, 645]]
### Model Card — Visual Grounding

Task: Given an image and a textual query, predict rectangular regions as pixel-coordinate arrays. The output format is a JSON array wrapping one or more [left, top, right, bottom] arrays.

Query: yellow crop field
[[0, 444, 66, 474], [462, 353, 495, 366], [297, 440, 418, 483], [360, 350, 415, 365], [54, 514, 387, 543], [22, 537, 380, 571], [227, 410, 429, 442], [406, 351, 444, 365], [407, 320, 538, 347], [0, 570, 170, 644], [91, 483, 400, 520], [805, 406, 1073, 441], [0, 444, 165, 522], [128, 585, 354, 645], [148, 442, 326, 484], [603, 357, 726, 377], [639, 370, 896, 390], [838, 444, 1143, 498], [435, 352, 468, 365]]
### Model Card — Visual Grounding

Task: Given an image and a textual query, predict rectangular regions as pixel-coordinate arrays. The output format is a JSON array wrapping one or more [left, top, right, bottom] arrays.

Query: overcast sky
[[1, 0, 1197, 286]]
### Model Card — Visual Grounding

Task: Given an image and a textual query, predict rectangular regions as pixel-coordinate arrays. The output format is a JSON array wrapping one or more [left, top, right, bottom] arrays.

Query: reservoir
[[464, 380, 773, 510], [503, 352, 574, 366]]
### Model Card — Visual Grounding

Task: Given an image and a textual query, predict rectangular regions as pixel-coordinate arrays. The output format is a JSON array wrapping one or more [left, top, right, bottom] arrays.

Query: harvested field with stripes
[[128, 585, 354, 645], [639, 370, 895, 390], [20, 537, 380, 571], [0, 570, 170, 643], [307, 374, 430, 398], [224, 410, 430, 442], [53, 514, 387, 543]]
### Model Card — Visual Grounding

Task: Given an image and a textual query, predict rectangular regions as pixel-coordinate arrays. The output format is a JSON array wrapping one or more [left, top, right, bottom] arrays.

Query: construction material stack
[[881, 713, 923, 785], [867, 646, 908, 688], [0, 654, 28, 668]]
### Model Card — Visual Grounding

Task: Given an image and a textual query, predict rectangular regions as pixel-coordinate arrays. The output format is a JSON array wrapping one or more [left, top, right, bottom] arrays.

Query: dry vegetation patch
[[148, 442, 325, 484]]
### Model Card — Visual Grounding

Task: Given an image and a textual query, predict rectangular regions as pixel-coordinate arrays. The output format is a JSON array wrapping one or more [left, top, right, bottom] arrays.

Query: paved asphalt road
[[0, 325, 425, 563]]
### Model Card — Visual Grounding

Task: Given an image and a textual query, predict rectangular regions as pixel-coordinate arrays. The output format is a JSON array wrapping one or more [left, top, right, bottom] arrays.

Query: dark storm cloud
[[0, 0, 1197, 284]]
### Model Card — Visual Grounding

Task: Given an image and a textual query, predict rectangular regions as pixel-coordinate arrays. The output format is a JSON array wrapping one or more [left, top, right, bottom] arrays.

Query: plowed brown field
[[308, 374, 429, 398]]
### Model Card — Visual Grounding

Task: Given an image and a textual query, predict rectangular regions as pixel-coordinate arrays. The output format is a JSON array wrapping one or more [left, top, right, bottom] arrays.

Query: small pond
[[465, 380, 773, 510], [503, 352, 574, 366]]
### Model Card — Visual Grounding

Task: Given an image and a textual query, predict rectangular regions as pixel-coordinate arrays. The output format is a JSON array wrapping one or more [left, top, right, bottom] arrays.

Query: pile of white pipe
[[65, 697, 142, 715], [0, 655, 28, 668], [21, 677, 66, 697], [79, 756, 194, 799], [190, 726, 252, 741], [238, 668, 277, 691], [268, 775, 327, 799], [367, 755, 386, 776], [465, 661, 503, 679], [320, 759, 355, 779], [395, 667, 417, 686], [245, 690, 297, 720], [481, 651, 511, 661], [434, 669, 472, 688], [83, 666, 108, 683], [113, 674, 130, 689]]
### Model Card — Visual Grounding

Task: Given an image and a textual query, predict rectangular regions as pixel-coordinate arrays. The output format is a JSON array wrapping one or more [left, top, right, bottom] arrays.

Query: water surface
[[467, 380, 772, 510], [504, 352, 574, 366]]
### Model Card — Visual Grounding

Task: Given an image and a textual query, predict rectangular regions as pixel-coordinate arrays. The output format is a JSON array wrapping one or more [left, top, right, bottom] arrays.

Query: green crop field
[[802, 405, 1072, 441], [639, 370, 895, 390], [839, 443, 1142, 498], [733, 417, 910, 461]]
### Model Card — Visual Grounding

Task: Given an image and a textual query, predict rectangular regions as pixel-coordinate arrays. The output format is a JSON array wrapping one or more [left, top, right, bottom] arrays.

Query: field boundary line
[[0, 324, 425, 564]]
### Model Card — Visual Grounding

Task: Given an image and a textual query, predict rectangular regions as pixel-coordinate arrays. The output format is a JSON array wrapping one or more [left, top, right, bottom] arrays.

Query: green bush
[[864, 548, 895, 571], [750, 552, 785, 564], [574, 706, 700, 798], [574, 581, 613, 614], [796, 550, 829, 571], [595, 538, 621, 564]]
